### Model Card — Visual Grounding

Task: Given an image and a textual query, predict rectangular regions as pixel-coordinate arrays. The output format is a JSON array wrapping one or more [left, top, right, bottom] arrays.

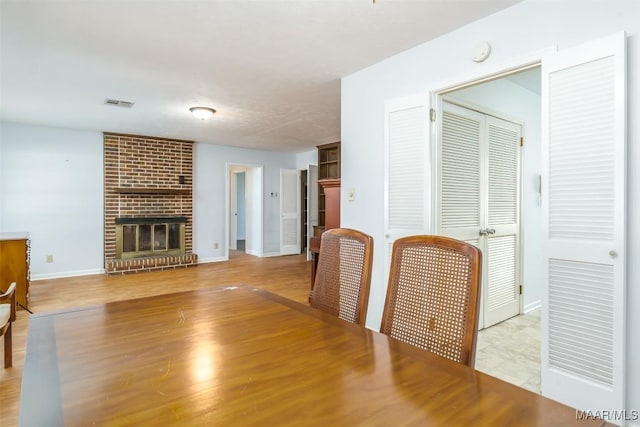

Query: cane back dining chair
[[0, 282, 17, 368], [310, 228, 373, 326], [380, 235, 482, 367]]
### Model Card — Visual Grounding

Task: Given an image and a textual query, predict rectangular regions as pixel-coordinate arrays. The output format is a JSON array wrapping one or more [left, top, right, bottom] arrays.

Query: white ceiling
[[0, 0, 520, 152]]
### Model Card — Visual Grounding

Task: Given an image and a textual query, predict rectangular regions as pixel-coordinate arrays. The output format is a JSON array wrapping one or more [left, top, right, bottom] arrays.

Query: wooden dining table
[[20, 285, 606, 426]]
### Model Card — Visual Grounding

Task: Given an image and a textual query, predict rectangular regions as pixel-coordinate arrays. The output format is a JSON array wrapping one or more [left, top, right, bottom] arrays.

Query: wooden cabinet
[[317, 142, 340, 230], [300, 170, 308, 254], [309, 143, 341, 299], [318, 178, 340, 230], [0, 233, 30, 309]]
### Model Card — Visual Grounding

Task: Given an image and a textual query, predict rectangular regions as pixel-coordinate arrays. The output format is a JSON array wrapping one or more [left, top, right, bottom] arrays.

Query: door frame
[[225, 163, 263, 259], [429, 49, 554, 312]]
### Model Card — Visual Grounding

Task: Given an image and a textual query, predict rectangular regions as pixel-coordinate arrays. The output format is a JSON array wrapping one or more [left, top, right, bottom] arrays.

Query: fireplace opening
[[116, 217, 186, 259]]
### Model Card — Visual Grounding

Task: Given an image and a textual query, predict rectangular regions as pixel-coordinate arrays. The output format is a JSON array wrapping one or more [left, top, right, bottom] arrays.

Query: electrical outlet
[[214, 242, 219, 249], [46, 255, 54, 263]]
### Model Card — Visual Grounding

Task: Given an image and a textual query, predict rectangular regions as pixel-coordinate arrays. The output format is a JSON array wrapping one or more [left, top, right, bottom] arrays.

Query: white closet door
[[384, 95, 429, 270], [280, 169, 300, 255], [541, 32, 626, 415], [484, 116, 521, 327], [439, 102, 521, 329], [438, 103, 483, 242]]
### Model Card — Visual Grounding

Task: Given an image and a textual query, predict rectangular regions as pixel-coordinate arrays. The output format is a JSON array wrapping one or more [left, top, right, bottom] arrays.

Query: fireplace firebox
[[115, 217, 186, 259]]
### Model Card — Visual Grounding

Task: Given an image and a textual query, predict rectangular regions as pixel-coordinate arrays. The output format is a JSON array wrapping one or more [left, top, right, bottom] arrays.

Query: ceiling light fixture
[[189, 106, 216, 120]]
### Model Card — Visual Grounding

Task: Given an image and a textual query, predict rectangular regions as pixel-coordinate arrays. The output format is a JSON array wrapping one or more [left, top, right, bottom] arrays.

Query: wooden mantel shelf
[[113, 187, 190, 195]]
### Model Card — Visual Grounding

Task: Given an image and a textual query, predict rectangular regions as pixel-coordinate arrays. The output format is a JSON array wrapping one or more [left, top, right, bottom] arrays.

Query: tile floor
[[475, 309, 541, 393]]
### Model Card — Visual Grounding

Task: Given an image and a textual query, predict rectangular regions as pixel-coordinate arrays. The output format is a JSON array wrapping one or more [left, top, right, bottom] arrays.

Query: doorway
[[435, 66, 542, 391], [436, 67, 542, 326], [235, 171, 246, 252], [227, 164, 263, 258]]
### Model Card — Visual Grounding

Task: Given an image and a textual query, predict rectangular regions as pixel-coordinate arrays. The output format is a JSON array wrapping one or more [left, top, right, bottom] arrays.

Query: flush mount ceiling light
[[189, 106, 216, 120]]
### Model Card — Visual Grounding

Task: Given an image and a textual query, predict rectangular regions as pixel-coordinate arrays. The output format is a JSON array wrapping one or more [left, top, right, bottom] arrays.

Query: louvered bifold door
[[382, 95, 431, 328], [280, 169, 300, 255], [484, 116, 521, 328], [439, 102, 522, 330], [541, 32, 626, 416], [438, 103, 484, 324], [384, 95, 429, 282], [438, 103, 483, 243]]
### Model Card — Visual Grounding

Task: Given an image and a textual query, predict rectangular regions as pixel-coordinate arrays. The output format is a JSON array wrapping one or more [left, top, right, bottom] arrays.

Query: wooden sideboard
[[0, 232, 30, 309]]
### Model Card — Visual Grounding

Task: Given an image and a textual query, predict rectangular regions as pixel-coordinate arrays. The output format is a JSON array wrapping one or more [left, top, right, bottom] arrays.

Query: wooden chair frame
[[0, 282, 17, 368], [310, 228, 373, 326], [380, 235, 482, 367]]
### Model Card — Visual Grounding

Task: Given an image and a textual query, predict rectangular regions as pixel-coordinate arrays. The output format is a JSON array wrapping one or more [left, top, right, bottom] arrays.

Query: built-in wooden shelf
[[113, 187, 190, 195]]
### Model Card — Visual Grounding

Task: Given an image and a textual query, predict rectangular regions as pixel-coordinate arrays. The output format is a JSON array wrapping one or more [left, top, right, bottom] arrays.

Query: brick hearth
[[103, 133, 197, 274]]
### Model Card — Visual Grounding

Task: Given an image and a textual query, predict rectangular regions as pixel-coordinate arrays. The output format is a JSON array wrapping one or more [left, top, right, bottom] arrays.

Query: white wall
[[193, 143, 296, 260], [341, 0, 639, 415], [1, 122, 299, 273], [296, 149, 317, 170], [447, 77, 542, 312], [0, 122, 104, 279]]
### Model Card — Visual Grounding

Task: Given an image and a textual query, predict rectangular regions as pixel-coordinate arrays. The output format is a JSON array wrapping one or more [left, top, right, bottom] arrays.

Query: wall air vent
[[104, 98, 135, 108]]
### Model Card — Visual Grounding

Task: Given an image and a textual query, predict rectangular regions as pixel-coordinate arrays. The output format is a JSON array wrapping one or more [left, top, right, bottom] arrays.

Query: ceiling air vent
[[104, 98, 135, 108]]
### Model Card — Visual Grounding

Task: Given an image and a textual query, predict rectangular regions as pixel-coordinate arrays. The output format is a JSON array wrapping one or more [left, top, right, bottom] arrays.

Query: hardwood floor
[[0, 251, 311, 426]]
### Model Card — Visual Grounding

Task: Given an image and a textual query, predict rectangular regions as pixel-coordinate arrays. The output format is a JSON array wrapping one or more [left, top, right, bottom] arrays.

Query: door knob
[[487, 228, 496, 235], [479, 228, 488, 236]]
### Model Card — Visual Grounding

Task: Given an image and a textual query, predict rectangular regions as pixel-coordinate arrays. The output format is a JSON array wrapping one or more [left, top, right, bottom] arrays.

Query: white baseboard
[[524, 300, 541, 313], [31, 268, 105, 281], [245, 249, 261, 256], [197, 256, 228, 264], [260, 252, 282, 258]]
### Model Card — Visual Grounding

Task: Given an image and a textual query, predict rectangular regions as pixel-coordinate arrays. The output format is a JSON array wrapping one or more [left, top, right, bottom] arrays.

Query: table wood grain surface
[[20, 285, 606, 426]]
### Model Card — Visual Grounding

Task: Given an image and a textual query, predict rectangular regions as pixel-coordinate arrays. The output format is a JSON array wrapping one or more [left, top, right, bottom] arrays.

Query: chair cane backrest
[[380, 236, 482, 367], [310, 228, 373, 326]]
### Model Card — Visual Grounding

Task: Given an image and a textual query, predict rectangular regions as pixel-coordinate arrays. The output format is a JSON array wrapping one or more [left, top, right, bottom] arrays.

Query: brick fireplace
[[104, 133, 197, 274]]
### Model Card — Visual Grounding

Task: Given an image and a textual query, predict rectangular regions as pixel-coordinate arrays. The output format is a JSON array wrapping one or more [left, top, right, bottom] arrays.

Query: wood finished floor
[[0, 251, 311, 427]]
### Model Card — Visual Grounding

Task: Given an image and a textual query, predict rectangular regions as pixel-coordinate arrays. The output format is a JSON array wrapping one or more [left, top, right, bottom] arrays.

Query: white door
[[438, 102, 521, 329], [280, 169, 300, 255], [308, 164, 318, 260], [541, 32, 626, 416], [384, 95, 429, 276]]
